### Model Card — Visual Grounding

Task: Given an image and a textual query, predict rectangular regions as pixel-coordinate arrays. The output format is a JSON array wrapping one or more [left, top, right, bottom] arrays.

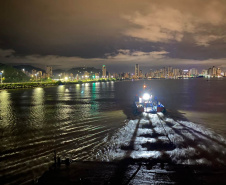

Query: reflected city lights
[[56, 85, 73, 121], [0, 90, 14, 127], [30, 87, 45, 125]]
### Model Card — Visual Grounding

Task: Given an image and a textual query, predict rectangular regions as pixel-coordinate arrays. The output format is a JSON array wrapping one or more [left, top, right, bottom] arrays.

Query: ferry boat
[[134, 85, 165, 113]]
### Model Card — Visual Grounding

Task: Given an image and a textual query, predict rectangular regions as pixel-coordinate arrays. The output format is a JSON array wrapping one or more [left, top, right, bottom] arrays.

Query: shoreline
[[0, 77, 225, 90], [0, 79, 116, 90]]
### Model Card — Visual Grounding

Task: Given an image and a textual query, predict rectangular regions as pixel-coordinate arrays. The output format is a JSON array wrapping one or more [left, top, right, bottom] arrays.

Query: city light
[[0, 70, 4, 84]]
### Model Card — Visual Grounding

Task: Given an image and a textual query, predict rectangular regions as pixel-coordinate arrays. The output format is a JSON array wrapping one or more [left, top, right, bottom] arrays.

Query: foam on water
[[96, 113, 226, 166]]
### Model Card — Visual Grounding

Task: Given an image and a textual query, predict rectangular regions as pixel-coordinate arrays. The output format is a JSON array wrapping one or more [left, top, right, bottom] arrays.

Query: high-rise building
[[162, 67, 167, 78], [135, 64, 139, 78], [84, 71, 90, 79], [95, 73, 100, 79], [182, 70, 189, 77], [147, 69, 154, 78], [139, 70, 143, 78], [173, 69, 180, 77], [190, 68, 198, 77], [168, 66, 173, 77], [202, 69, 208, 76], [113, 73, 119, 78], [208, 68, 213, 76], [217, 68, 221, 76], [124, 72, 129, 79], [212, 66, 217, 77], [46, 66, 53, 77], [102, 65, 106, 78]]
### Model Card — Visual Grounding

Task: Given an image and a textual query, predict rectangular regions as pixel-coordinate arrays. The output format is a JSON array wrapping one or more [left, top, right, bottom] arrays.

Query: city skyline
[[19, 63, 226, 81], [1, 0, 226, 72]]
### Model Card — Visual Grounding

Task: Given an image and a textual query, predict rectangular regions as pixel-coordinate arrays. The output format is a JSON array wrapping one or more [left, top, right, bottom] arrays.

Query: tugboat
[[134, 84, 165, 114]]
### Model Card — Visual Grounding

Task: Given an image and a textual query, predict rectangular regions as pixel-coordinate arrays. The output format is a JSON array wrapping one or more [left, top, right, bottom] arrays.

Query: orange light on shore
[[143, 85, 146, 88]]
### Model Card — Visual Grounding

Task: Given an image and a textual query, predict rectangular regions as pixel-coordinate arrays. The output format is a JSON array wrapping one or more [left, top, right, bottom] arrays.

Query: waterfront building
[[182, 70, 189, 78], [168, 66, 173, 77], [155, 70, 160, 78], [190, 68, 198, 77], [84, 71, 90, 79], [124, 72, 129, 79], [162, 67, 167, 78], [102, 65, 106, 78], [113, 73, 119, 79], [173, 68, 180, 78], [139, 70, 143, 78], [95, 73, 100, 79], [147, 70, 154, 78], [46, 66, 53, 78], [135, 64, 139, 78], [208, 68, 213, 77], [202, 69, 208, 77], [212, 66, 217, 77], [217, 68, 221, 76]]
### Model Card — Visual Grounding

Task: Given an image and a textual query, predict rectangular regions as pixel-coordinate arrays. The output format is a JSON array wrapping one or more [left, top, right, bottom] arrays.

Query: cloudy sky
[[1, 0, 226, 72]]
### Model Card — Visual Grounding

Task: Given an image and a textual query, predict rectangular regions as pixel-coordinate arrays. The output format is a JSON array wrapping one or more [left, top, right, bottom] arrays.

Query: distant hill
[[14, 65, 45, 73], [0, 63, 30, 82], [68, 67, 101, 76], [52, 69, 66, 76], [53, 67, 102, 77]]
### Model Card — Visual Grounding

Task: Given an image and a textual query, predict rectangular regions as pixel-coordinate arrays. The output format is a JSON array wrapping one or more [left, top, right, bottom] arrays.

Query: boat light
[[143, 93, 150, 101]]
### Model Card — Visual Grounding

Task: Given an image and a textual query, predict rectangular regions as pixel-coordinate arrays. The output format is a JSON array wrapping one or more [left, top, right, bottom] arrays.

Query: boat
[[134, 85, 166, 113]]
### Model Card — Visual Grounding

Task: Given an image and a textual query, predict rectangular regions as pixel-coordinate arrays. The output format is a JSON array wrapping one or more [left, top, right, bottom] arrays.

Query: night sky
[[1, 0, 226, 72]]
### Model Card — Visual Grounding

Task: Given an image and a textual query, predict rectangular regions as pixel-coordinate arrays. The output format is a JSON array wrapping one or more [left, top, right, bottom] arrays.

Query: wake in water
[[96, 113, 226, 167]]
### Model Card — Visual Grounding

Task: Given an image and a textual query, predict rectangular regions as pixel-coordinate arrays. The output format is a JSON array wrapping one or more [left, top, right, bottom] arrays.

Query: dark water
[[1, 79, 226, 184]]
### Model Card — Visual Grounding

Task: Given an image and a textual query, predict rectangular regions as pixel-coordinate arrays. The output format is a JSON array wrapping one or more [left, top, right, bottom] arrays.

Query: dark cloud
[[0, 0, 226, 71]]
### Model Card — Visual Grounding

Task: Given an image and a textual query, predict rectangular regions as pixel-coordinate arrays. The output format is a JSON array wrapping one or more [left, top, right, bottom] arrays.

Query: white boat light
[[143, 93, 150, 100]]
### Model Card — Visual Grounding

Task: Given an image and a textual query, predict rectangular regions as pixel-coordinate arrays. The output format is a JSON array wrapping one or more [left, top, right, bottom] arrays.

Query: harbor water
[[1, 78, 226, 184]]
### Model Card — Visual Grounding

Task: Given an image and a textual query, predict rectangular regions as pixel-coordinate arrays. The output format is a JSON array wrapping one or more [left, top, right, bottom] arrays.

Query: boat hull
[[135, 102, 165, 113]]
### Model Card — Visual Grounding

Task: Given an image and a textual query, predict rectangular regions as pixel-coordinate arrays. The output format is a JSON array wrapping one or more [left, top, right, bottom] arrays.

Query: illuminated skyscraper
[[202, 69, 208, 76], [135, 64, 139, 78], [168, 66, 173, 77], [139, 70, 143, 78], [102, 65, 106, 78], [173, 68, 180, 77], [190, 68, 198, 77], [208, 68, 213, 76], [217, 68, 221, 76], [212, 66, 217, 77]]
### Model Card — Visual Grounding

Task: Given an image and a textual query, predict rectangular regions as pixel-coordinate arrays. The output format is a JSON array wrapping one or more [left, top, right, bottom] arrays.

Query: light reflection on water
[[0, 81, 126, 184], [0, 91, 14, 128], [30, 87, 45, 125]]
